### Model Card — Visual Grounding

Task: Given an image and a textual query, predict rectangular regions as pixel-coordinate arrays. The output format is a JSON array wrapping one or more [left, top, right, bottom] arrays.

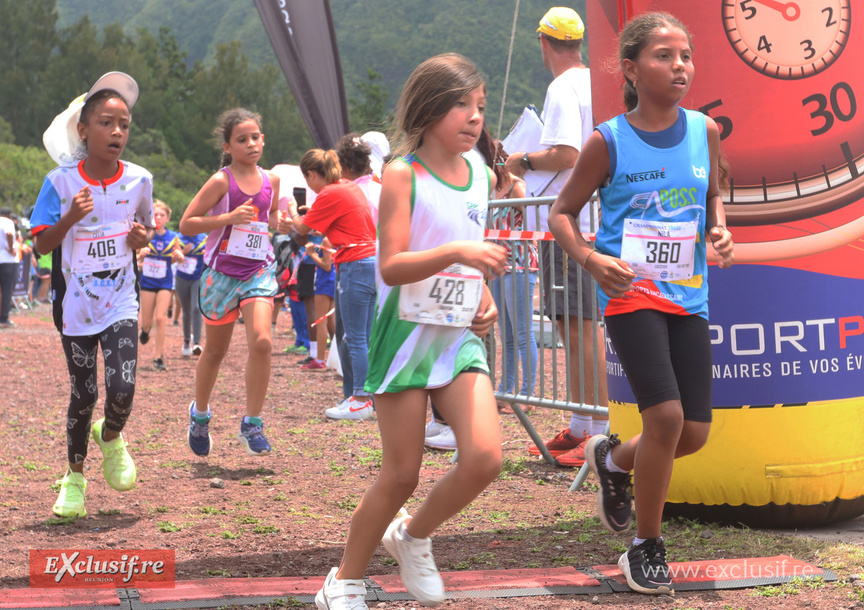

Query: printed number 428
[[429, 278, 465, 305]]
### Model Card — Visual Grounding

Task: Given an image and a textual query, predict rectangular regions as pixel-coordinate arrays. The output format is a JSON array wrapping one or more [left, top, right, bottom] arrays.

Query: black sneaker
[[297, 355, 314, 366], [584, 434, 632, 532], [153, 358, 167, 371], [139, 329, 150, 345], [618, 537, 673, 595]]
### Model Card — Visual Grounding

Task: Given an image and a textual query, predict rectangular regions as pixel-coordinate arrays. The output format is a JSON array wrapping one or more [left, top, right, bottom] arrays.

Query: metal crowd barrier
[[485, 195, 609, 491]]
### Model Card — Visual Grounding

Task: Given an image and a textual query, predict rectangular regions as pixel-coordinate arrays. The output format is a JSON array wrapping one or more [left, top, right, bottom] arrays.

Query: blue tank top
[[595, 108, 711, 319]]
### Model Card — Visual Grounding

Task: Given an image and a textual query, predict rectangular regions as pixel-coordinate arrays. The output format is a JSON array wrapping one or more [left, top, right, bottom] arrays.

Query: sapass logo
[[30, 549, 175, 588]]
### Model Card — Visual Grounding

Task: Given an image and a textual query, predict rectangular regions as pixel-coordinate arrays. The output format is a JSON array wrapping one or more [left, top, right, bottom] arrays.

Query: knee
[[250, 334, 272, 358], [463, 449, 502, 485], [674, 426, 710, 458], [381, 468, 419, 499]]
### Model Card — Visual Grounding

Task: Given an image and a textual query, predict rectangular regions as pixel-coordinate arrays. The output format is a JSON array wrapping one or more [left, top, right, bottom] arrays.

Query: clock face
[[587, 1, 863, 270], [721, 0, 851, 80]]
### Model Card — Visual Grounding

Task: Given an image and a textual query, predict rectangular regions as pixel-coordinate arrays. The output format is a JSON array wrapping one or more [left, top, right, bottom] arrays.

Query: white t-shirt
[[353, 174, 382, 228], [30, 161, 154, 336], [531, 66, 598, 233], [0, 217, 16, 264]]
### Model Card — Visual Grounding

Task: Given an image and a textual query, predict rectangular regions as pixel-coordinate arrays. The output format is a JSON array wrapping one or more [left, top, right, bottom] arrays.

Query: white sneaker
[[382, 513, 445, 606], [181, 341, 192, 357], [315, 566, 368, 609], [324, 396, 375, 420], [424, 425, 457, 451], [425, 418, 446, 439]]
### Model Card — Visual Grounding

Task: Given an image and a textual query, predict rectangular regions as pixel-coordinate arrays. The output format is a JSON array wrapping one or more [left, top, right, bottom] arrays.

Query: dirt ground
[[1, 308, 863, 609]]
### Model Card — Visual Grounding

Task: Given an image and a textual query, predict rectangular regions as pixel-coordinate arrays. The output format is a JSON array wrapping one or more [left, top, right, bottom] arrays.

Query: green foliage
[[2, 0, 588, 210], [0, 144, 55, 214]]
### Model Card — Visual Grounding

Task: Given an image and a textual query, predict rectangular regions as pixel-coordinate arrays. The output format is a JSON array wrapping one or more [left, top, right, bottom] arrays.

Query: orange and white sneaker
[[528, 428, 586, 457], [555, 437, 590, 468], [324, 396, 374, 420]]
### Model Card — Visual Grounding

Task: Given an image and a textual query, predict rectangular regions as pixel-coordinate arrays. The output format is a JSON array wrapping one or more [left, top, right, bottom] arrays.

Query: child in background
[[138, 200, 182, 370], [549, 12, 734, 594], [176, 231, 207, 356], [300, 233, 335, 371], [315, 53, 506, 610], [282, 245, 311, 354], [30, 72, 154, 517], [179, 108, 291, 457]]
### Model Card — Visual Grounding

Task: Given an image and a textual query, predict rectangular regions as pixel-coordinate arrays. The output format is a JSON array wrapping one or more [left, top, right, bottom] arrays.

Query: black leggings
[[604, 309, 713, 423], [60, 319, 139, 463]]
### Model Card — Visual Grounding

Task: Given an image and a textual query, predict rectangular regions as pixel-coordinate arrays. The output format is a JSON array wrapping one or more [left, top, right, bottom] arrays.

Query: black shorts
[[604, 309, 712, 422], [540, 241, 598, 320], [297, 263, 316, 299]]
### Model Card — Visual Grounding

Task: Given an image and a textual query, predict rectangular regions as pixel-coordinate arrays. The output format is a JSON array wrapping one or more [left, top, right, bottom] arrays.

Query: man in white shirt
[[0, 208, 19, 327], [505, 7, 608, 466]]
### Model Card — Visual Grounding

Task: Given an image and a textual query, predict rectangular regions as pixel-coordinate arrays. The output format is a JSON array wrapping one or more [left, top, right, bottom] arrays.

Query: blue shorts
[[199, 262, 278, 325], [315, 266, 336, 298]]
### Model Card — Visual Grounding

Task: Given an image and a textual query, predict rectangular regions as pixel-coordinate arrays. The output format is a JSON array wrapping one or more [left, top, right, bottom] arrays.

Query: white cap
[[360, 131, 390, 178], [42, 72, 139, 166], [86, 72, 139, 109]]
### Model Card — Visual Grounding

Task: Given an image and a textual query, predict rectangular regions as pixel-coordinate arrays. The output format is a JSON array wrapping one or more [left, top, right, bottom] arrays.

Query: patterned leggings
[[60, 319, 138, 464]]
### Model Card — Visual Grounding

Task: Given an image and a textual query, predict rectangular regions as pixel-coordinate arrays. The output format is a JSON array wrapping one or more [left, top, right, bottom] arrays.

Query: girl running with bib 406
[[30, 72, 154, 518], [179, 108, 291, 458], [549, 12, 734, 595], [315, 53, 507, 610]]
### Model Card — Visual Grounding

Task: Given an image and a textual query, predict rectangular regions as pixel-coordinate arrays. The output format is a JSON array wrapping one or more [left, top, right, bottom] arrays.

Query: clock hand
[[751, 0, 801, 21]]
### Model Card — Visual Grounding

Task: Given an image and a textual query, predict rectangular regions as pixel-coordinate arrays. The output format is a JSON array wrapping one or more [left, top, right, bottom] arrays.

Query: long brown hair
[[391, 53, 486, 158]]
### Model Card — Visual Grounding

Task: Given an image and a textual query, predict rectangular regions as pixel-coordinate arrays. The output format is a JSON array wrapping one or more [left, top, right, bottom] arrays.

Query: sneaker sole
[[617, 552, 674, 595], [314, 589, 329, 609], [584, 435, 628, 533], [237, 434, 271, 456]]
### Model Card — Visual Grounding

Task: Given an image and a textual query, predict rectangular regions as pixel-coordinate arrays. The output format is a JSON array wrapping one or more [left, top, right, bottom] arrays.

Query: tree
[[349, 69, 391, 134], [0, 0, 58, 146]]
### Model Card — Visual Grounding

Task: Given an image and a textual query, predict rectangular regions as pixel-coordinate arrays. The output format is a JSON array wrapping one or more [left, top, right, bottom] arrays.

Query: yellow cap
[[537, 7, 585, 41]]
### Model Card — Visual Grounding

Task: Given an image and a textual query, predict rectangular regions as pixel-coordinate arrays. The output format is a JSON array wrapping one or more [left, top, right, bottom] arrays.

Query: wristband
[[582, 249, 596, 268]]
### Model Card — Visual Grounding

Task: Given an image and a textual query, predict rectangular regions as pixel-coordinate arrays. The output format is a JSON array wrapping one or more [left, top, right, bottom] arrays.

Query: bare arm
[[377, 160, 506, 286], [704, 118, 734, 268], [549, 131, 635, 300], [504, 144, 579, 179], [179, 172, 256, 236], [34, 186, 94, 255]]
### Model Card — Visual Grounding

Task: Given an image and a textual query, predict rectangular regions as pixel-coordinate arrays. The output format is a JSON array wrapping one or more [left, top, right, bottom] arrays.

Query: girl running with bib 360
[[549, 12, 734, 595], [179, 108, 291, 458], [315, 53, 507, 610]]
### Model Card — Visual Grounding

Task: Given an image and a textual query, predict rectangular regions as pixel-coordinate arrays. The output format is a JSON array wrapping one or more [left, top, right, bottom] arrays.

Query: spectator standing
[[506, 6, 608, 467]]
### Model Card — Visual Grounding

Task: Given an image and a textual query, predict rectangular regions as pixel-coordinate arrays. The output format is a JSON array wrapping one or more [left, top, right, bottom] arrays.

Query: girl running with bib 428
[[315, 53, 507, 610], [31, 72, 154, 518], [179, 108, 291, 458], [549, 12, 734, 595]]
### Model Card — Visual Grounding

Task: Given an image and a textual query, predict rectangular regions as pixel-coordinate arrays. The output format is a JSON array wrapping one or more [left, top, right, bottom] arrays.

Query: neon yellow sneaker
[[52, 471, 87, 517], [91, 418, 137, 491]]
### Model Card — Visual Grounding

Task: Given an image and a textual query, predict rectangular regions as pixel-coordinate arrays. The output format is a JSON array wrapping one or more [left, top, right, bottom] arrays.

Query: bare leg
[[152, 290, 172, 359], [407, 372, 502, 538], [314, 294, 333, 362], [608, 402, 711, 539], [336, 389, 428, 580], [240, 299, 273, 417], [195, 321, 235, 410]]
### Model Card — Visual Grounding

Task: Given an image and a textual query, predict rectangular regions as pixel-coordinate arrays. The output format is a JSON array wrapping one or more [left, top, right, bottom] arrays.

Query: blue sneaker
[[187, 401, 212, 456], [238, 420, 271, 456]]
